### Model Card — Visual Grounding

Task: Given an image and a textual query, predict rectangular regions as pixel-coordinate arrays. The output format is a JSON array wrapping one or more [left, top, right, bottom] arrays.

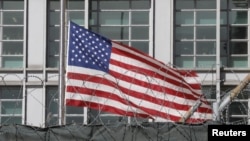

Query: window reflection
[[196, 42, 216, 55], [175, 27, 194, 40], [100, 12, 129, 25], [175, 42, 193, 55], [196, 26, 216, 39], [229, 0, 248, 9], [196, 11, 216, 24], [229, 11, 247, 24], [3, 12, 24, 25], [230, 27, 247, 39], [196, 0, 216, 9], [230, 42, 247, 54], [176, 12, 193, 25]]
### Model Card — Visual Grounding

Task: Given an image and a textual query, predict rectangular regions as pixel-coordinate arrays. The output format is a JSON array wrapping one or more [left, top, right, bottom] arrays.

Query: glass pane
[[3, 27, 23, 40], [220, 12, 227, 25], [1, 117, 22, 124], [220, 27, 227, 40], [90, 1, 98, 10], [2, 57, 23, 68], [3, 1, 24, 10], [131, 0, 150, 9], [3, 12, 24, 25], [49, 0, 60, 9], [89, 12, 97, 25], [68, 0, 85, 9], [202, 86, 216, 99], [66, 106, 84, 114], [66, 116, 84, 124], [47, 56, 59, 67], [229, 0, 248, 9], [220, 57, 227, 68], [197, 56, 216, 68], [175, 56, 193, 68], [229, 102, 247, 115], [196, 42, 216, 54], [132, 11, 149, 24], [230, 27, 247, 39], [48, 42, 59, 56], [95, 115, 126, 124], [68, 11, 85, 25], [176, 11, 194, 25], [99, 27, 129, 40], [197, 0, 216, 9], [100, 12, 129, 25], [131, 27, 148, 39], [221, 0, 227, 9], [175, 0, 194, 9], [2, 42, 23, 55], [131, 41, 149, 54], [1, 101, 22, 114], [0, 87, 22, 99], [196, 11, 216, 24], [100, 1, 129, 9], [196, 26, 216, 39], [49, 11, 60, 25], [49, 27, 60, 40], [46, 87, 58, 114], [220, 42, 228, 55], [175, 27, 194, 40], [229, 57, 247, 67], [175, 42, 193, 55], [229, 11, 247, 24], [230, 42, 247, 54]]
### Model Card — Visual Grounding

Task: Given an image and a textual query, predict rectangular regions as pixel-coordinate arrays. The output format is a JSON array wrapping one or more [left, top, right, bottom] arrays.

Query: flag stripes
[[66, 21, 213, 124]]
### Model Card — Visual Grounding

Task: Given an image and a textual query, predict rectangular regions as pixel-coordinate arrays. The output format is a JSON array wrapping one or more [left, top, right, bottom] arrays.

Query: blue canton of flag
[[68, 21, 112, 73]]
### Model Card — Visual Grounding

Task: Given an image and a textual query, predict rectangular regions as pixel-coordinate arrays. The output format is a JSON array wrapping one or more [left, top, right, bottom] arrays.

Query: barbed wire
[[0, 67, 249, 141]]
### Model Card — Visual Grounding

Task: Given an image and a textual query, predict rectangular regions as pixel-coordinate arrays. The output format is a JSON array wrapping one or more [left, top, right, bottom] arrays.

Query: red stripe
[[109, 70, 204, 102], [111, 43, 198, 85], [66, 99, 152, 119], [110, 58, 201, 95], [67, 72, 212, 113], [66, 98, 210, 123], [111, 47, 202, 92]]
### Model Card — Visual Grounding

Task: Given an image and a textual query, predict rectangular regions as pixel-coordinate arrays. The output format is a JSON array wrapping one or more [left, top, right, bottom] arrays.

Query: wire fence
[[0, 67, 249, 141]]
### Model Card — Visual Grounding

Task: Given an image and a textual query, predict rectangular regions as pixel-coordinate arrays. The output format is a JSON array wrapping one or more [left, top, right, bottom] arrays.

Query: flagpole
[[59, 0, 66, 125]]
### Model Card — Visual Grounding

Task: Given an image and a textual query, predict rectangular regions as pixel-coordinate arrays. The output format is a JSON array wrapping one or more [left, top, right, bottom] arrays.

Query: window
[[89, 0, 151, 54], [47, 0, 85, 68], [46, 86, 59, 126], [174, 0, 249, 68], [88, 0, 151, 124], [47, 0, 86, 124], [0, 0, 24, 68], [0, 86, 22, 125], [47, 0, 60, 67]]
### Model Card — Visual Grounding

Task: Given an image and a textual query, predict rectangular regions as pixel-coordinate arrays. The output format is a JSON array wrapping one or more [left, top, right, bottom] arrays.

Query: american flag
[[65, 21, 213, 123]]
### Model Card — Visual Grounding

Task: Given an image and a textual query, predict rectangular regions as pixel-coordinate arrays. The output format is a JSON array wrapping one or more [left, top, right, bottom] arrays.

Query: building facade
[[0, 0, 249, 127]]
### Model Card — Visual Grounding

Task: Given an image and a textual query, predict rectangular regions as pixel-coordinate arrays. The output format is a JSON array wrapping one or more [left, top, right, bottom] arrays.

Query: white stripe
[[66, 78, 211, 115], [66, 92, 146, 114], [110, 52, 202, 94], [112, 42, 196, 84], [67, 65, 210, 108], [66, 91, 212, 120], [109, 63, 202, 97], [66, 66, 201, 106]]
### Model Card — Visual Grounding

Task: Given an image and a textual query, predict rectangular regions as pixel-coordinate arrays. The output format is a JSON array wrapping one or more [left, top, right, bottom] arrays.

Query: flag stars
[[69, 22, 112, 72]]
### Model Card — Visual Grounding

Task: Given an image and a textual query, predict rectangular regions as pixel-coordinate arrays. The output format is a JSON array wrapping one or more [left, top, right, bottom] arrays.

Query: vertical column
[[214, 0, 221, 121], [26, 0, 46, 127], [154, 0, 172, 64]]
